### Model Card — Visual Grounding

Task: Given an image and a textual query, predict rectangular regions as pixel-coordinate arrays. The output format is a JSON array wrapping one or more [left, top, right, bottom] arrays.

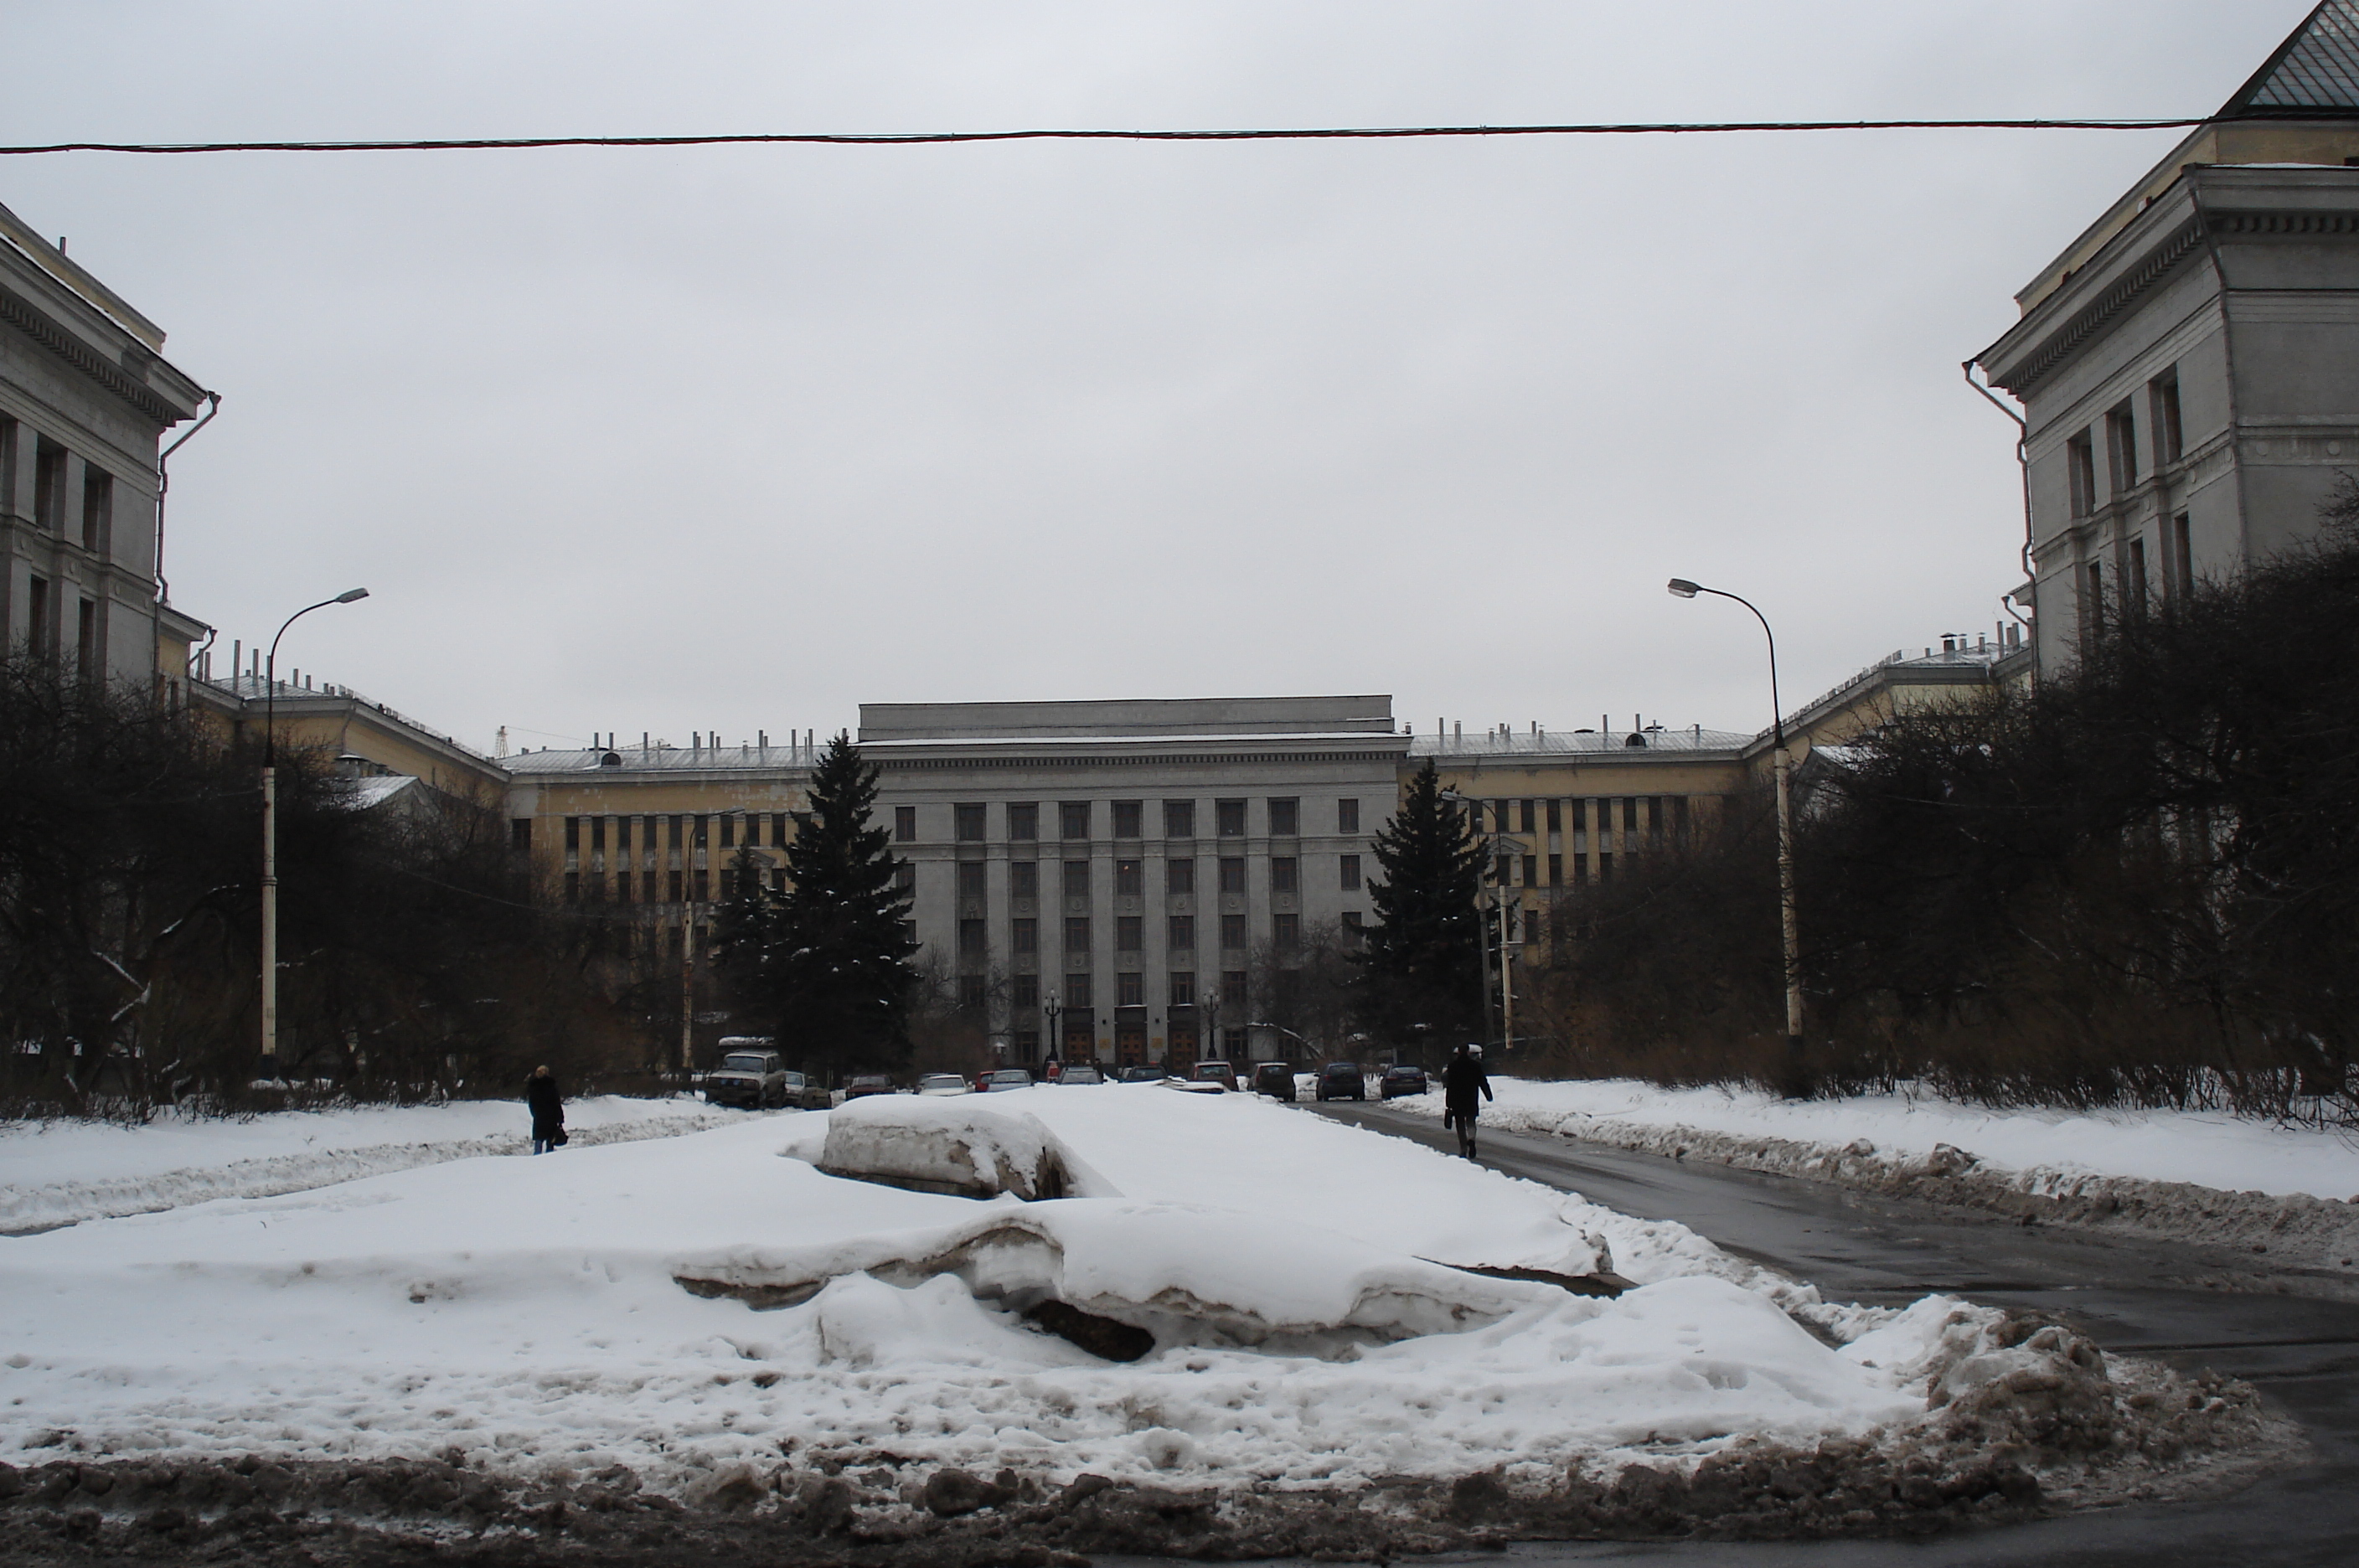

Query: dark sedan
[[1252, 1061, 1297, 1101], [1380, 1064, 1430, 1099], [842, 1075, 899, 1100], [1314, 1062, 1365, 1101]]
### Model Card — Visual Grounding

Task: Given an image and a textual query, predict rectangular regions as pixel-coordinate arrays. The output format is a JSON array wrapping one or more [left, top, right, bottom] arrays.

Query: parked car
[[916, 1073, 971, 1096], [1191, 1060, 1238, 1092], [705, 1049, 792, 1109], [979, 1068, 1035, 1092], [1252, 1061, 1298, 1101], [1056, 1064, 1106, 1085], [1380, 1064, 1430, 1099], [1119, 1065, 1164, 1083], [1315, 1061, 1365, 1101], [843, 1075, 899, 1100]]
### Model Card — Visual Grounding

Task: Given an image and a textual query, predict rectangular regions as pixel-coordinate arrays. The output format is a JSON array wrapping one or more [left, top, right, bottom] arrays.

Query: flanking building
[[1, 200, 214, 696], [1974, 0, 2359, 673]]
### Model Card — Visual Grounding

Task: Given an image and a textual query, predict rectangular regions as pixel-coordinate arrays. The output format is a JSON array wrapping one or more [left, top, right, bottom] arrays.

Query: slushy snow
[[0, 1086, 1990, 1493]]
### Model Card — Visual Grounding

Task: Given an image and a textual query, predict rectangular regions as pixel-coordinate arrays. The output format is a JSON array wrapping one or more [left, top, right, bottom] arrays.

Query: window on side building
[[1007, 802, 1039, 840], [1112, 800, 1143, 838], [2067, 431, 2098, 517], [1267, 797, 1298, 836], [80, 467, 111, 554], [1337, 797, 1359, 834], [895, 806, 917, 843], [954, 802, 986, 841], [2150, 368, 2183, 466]]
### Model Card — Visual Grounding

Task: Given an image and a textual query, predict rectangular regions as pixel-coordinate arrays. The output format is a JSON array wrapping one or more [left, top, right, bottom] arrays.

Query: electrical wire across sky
[[0, 118, 2213, 157]]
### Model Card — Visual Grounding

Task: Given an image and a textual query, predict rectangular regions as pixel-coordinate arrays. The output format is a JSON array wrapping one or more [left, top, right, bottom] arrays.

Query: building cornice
[[0, 276, 204, 427]]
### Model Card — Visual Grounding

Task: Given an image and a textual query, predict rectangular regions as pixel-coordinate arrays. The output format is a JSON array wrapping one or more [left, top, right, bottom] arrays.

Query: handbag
[[551, 1129, 569, 1148]]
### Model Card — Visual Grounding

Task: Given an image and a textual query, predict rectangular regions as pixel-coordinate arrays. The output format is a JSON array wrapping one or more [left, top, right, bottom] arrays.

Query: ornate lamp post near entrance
[[1201, 987, 1222, 1063], [1042, 992, 1062, 1070], [260, 588, 369, 1079], [1667, 576, 1804, 1085]]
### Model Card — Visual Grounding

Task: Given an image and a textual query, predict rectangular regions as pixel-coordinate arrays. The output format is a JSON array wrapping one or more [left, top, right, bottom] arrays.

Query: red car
[[1190, 1060, 1239, 1092], [843, 1075, 898, 1100]]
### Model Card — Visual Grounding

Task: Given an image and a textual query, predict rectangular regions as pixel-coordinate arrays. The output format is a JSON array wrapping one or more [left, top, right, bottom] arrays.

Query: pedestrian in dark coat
[[1442, 1043, 1493, 1158], [526, 1065, 565, 1154]]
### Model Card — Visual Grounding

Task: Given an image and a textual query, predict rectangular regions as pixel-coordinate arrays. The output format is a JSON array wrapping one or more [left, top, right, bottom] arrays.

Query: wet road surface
[[1287, 1101, 2359, 1566]]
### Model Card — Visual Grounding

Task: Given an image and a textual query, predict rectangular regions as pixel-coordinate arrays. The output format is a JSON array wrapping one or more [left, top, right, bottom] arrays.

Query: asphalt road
[[1293, 1101, 2359, 1568]]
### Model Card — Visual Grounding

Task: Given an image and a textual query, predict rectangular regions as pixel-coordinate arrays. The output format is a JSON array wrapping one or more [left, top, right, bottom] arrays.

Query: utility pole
[[679, 910, 696, 1087]]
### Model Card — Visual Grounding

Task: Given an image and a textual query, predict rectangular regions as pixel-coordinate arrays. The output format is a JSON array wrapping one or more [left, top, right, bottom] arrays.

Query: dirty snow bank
[[0, 1096, 744, 1234], [1392, 1078, 2359, 1279]]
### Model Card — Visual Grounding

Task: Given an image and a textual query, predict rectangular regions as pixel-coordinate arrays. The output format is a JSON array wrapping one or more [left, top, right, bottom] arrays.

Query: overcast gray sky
[[0, 2, 2319, 753]]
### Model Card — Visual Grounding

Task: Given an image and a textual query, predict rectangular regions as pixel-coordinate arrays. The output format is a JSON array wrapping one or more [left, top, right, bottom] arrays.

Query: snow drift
[[815, 1096, 1112, 1201]]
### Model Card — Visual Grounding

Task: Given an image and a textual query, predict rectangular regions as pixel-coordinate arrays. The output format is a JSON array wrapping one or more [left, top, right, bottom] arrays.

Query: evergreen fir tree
[[763, 732, 917, 1081], [711, 846, 780, 1026], [1360, 758, 1487, 1050]]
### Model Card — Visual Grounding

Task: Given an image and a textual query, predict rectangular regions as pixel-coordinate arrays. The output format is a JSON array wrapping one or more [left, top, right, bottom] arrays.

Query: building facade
[[1974, 2, 2359, 673], [1, 200, 213, 696]]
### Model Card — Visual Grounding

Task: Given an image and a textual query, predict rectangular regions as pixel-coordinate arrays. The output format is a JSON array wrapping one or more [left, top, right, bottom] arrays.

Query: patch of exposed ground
[[0, 1315, 2296, 1565]]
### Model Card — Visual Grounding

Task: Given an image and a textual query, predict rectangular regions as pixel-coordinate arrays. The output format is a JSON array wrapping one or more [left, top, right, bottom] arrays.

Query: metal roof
[[2222, 1, 2359, 117]]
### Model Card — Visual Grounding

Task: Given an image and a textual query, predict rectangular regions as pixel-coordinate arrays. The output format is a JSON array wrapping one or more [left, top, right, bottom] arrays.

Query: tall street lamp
[[1666, 577, 1804, 1080], [260, 588, 369, 1077], [1201, 986, 1221, 1065], [1043, 992, 1062, 1069]]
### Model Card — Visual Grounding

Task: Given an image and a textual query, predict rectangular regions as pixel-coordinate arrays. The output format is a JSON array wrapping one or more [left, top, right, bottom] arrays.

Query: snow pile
[[1386, 1077, 2359, 1277], [816, 1095, 1113, 1200], [0, 1095, 740, 1235], [1403, 1077, 2359, 1200], [0, 1088, 1999, 1494]]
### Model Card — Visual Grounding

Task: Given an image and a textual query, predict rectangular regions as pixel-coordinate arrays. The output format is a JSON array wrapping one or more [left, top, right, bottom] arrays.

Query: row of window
[[540, 812, 792, 858], [0, 417, 114, 554], [960, 968, 1256, 1014], [2065, 366, 2184, 519], [920, 854, 1360, 900], [14, 575, 98, 673], [902, 797, 1360, 844], [2081, 513, 2196, 642], [1467, 795, 1685, 843], [960, 909, 1350, 958]]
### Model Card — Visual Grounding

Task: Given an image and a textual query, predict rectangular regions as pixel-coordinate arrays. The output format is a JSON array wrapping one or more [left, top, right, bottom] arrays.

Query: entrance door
[[1116, 1024, 1147, 1068], [1168, 1023, 1199, 1075]]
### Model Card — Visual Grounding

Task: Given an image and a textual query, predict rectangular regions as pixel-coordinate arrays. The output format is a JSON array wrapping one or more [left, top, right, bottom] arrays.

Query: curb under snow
[[1424, 1102, 2359, 1292]]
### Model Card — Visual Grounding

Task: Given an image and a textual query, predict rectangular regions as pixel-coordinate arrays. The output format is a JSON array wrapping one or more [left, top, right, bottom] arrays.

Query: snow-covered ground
[[0, 1095, 739, 1235], [1397, 1078, 2359, 1203], [0, 1087, 1998, 1493]]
